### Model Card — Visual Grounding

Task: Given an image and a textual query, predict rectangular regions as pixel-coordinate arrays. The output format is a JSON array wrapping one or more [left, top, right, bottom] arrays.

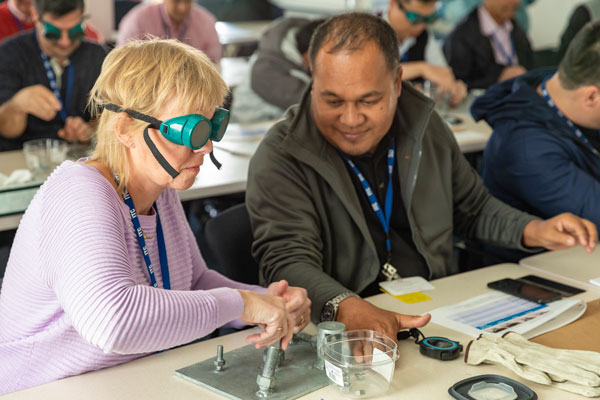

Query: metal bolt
[[214, 344, 226, 372], [256, 342, 282, 396]]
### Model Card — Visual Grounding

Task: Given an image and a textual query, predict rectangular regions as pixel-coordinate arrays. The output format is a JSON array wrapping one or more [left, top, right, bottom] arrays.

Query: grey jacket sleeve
[[246, 129, 352, 322], [443, 117, 538, 249]]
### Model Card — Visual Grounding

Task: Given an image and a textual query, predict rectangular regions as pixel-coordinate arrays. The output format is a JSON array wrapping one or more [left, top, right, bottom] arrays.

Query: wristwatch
[[320, 292, 359, 322]]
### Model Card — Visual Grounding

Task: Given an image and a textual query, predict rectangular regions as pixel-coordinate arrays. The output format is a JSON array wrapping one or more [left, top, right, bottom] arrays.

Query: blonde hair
[[88, 38, 229, 193]]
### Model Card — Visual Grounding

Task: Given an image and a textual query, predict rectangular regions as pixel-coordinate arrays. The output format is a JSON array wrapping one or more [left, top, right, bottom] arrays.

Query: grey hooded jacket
[[246, 83, 537, 321]]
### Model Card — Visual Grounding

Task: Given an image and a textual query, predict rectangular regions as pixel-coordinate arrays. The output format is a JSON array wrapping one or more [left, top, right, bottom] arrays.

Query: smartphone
[[518, 275, 585, 297], [487, 278, 563, 304]]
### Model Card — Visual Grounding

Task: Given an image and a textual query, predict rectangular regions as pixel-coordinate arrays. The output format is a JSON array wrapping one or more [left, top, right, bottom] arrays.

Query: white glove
[[465, 332, 600, 397]]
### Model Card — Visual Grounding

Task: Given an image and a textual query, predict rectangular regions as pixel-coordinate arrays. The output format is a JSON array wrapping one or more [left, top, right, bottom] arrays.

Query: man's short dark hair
[[559, 20, 600, 90], [295, 19, 325, 55], [308, 13, 400, 73], [35, 0, 84, 17]]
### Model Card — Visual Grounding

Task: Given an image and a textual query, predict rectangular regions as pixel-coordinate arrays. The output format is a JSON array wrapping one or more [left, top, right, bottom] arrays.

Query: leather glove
[[465, 332, 600, 397]]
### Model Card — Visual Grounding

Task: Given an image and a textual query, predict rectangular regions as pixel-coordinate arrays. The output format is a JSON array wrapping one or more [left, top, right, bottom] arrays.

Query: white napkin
[[0, 169, 33, 188]]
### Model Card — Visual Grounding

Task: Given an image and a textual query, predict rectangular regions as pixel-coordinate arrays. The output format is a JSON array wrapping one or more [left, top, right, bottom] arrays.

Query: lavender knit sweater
[[0, 161, 262, 394]]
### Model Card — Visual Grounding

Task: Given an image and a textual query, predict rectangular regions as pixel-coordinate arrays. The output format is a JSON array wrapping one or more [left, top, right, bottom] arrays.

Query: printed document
[[428, 291, 586, 339]]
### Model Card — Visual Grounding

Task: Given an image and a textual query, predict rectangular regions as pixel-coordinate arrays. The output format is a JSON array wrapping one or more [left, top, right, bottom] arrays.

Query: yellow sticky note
[[380, 288, 431, 303]]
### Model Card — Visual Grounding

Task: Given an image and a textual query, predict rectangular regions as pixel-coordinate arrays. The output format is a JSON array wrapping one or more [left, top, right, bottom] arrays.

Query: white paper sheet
[[428, 291, 586, 339]]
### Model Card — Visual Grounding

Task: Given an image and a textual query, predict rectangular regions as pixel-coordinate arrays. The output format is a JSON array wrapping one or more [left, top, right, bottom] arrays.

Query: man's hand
[[58, 116, 93, 143], [422, 64, 457, 94], [498, 65, 527, 82], [421, 65, 467, 106], [523, 213, 597, 253], [449, 79, 468, 106], [12, 84, 61, 121], [336, 296, 431, 343], [267, 280, 311, 333]]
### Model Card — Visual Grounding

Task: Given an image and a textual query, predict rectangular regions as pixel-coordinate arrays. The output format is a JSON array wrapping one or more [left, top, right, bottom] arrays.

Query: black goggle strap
[[209, 151, 222, 170], [143, 126, 180, 179], [104, 103, 222, 171], [103, 103, 163, 129]]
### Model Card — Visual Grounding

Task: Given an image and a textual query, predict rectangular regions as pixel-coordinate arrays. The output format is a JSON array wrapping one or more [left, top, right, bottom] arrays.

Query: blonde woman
[[0, 39, 310, 394]]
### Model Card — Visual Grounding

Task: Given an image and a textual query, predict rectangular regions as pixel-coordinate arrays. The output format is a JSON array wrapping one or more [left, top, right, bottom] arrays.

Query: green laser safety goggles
[[396, 1, 439, 25], [41, 20, 85, 41], [103, 103, 230, 150]]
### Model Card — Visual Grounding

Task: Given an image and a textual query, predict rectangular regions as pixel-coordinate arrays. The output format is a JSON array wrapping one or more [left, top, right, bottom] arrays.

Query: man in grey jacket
[[246, 13, 597, 341]]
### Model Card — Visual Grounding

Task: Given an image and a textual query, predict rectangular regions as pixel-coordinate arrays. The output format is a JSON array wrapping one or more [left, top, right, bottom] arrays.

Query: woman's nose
[[194, 139, 213, 154]]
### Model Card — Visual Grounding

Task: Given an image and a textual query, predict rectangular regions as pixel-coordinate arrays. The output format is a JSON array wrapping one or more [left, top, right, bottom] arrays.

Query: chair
[[202, 203, 259, 285]]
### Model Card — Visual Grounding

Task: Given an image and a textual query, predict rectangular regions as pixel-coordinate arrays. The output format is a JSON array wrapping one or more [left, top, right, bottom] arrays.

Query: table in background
[[216, 20, 270, 57], [520, 246, 600, 289], [0, 110, 491, 232], [3, 259, 597, 399]]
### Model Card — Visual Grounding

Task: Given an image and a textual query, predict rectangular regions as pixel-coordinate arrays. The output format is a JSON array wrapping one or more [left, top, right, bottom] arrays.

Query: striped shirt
[[0, 161, 261, 394]]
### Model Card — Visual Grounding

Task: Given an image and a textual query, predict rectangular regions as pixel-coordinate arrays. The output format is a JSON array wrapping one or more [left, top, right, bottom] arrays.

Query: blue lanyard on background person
[[34, 31, 74, 122], [401, 50, 409, 63], [122, 188, 171, 290], [541, 76, 600, 158], [490, 32, 515, 66], [343, 140, 399, 280]]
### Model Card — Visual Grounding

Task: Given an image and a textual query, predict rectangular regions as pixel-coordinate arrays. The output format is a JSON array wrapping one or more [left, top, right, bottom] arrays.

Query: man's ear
[[114, 113, 135, 148], [395, 65, 403, 98], [581, 85, 600, 109]]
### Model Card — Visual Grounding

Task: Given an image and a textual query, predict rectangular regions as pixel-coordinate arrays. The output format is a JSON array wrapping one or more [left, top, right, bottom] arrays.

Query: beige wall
[[528, 0, 582, 49], [85, 0, 114, 42]]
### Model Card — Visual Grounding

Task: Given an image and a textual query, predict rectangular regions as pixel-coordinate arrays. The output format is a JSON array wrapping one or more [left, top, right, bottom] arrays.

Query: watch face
[[321, 304, 335, 322]]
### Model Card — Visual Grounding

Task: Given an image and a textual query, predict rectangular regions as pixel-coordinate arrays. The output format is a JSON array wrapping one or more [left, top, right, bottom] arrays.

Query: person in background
[[439, 0, 535, 33], [0, 0, 107, 152], [117, 0, 222, 63], [386, 0, 467, 106], [246, 13, 597, 344], [231, 17, 323, 123], [0, 38, 310, 394], [443, 0, 534, 90], [558, 0, 600, 61], [0, 0, 104, 43], [473, 21, 600, 262]]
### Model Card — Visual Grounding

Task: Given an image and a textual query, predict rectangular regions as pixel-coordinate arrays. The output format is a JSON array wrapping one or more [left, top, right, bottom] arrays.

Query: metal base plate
[[175, 339, 330, 400]]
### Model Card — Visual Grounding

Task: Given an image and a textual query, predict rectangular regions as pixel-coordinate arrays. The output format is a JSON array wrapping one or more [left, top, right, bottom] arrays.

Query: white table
[[0, 113, 490, 232], [3, 260, 598, 399], [216, 20, 271, 46], [520, 246, 600, 289]]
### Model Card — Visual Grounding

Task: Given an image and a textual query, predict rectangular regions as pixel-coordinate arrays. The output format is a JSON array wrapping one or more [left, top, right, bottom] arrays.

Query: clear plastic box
[[322, 330, 399, 398]]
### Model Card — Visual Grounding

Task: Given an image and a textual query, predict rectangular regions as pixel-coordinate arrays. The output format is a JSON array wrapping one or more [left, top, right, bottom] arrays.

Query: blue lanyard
[[343, 140, 396, 258], [541, 77, 600, 157], [122, 188, 171, 290], [490, 32, 515, 66], [401, 51, 409, 63], [34, 31, 74, 122]]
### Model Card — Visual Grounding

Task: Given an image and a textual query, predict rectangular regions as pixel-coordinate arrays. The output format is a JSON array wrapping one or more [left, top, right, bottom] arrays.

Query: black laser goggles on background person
[[103, 103, 229, 178]]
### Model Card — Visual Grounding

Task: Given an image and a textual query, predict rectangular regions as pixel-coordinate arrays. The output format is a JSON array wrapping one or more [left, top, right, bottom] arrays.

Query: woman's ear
[[114, 113, 135, 148]]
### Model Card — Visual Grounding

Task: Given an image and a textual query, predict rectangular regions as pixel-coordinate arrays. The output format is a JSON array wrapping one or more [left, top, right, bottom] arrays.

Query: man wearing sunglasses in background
[[0, 0, 103, 44], [0, 0, 107, 151], [443, 0, 534, 90], [386, 0, 467, 106]]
